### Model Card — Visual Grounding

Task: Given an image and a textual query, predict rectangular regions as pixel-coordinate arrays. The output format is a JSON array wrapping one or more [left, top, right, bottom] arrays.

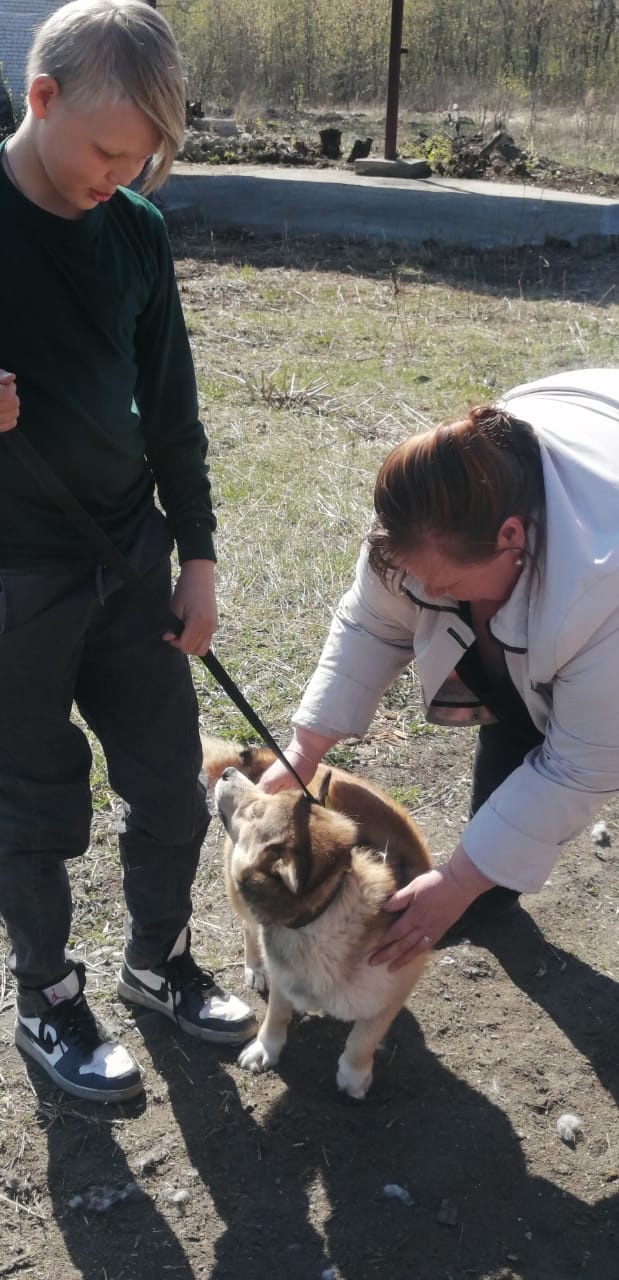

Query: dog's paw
[[336, 1053, 373, 1100], [238, 1037, 280, 1074], [244, 964, 269, 994]]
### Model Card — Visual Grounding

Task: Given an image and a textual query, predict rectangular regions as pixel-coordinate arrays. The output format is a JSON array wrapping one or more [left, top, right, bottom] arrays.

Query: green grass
[[75, 232, 619, 823], [388, 785, 421, 808], [172, 233, 619, 750]]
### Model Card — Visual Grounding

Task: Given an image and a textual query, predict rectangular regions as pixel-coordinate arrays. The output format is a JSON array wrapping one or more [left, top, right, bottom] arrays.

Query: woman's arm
[[292, 544, 419, 740], [260, 546, 420, 790], [461, 608, 619, 893]]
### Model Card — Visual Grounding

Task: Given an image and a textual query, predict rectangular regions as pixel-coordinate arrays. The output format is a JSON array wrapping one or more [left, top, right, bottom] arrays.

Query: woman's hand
[[259, 727, 337, 793], [369, 845, 495, 971], [0, 371, 19, 432], [165, 559, 218, 656], [258, 752, 315, 793]]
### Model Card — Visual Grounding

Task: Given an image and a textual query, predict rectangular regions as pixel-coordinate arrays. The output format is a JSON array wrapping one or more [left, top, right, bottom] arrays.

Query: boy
[[0, 0, 256, 1104]]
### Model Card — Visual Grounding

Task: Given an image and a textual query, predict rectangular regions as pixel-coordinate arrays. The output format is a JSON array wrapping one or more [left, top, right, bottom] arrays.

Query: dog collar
[[284, 872, 347, 930]]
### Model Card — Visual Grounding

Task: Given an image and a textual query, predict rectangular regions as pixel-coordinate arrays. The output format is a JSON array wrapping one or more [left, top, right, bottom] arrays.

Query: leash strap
[[4, 428, 317, 802]]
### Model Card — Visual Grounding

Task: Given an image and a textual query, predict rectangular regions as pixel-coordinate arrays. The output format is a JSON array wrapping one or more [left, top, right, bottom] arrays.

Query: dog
[[201, 737, 431, 1099]]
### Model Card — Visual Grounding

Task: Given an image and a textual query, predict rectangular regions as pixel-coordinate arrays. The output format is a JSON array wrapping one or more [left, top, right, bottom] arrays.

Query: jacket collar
[[401, 582, 461, 615], [486, 559, 532, 653]]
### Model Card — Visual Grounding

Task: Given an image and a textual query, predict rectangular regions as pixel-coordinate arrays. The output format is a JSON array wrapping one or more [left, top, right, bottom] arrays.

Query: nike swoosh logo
[[128, 970, 169, 1001], [41, 1027, 59, 1053], [19, 1016, 59, 1054]]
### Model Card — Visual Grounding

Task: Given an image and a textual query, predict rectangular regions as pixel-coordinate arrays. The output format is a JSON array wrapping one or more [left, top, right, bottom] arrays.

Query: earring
[[515, 553, 524, 568]]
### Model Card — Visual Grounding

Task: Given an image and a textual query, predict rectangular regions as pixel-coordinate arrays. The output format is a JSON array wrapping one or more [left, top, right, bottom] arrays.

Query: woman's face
[[399, 518, 526, 604]]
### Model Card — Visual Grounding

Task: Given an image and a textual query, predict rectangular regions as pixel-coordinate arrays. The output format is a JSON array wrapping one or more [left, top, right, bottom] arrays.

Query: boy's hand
[[165, 559, 218, 656], [0, 371, 19, 431]]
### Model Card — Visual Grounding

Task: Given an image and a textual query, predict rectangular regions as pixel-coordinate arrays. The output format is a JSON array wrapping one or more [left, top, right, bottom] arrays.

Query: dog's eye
[[241, 800, 263, 821], [265, 842, 285, 864]]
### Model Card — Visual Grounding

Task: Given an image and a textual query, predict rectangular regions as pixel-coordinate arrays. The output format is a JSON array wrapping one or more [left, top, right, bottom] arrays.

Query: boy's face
[[30, 77, 161, 218]]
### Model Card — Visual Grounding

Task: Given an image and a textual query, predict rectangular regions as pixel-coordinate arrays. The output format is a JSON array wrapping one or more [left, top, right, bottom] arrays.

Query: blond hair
[[26, 0, 185, 191]]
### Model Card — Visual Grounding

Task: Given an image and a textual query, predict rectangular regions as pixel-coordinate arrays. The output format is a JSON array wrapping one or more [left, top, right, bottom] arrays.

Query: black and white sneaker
[[15, 962, 143, 1103], [118, 926, 257, 1045]]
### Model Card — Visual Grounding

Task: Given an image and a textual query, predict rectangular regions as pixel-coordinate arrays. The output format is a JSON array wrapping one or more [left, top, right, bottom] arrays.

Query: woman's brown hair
[[368, 405, 545, 582]]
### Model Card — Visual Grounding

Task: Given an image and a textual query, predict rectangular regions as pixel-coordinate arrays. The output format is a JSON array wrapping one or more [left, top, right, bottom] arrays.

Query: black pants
[[0, 556, 209, 988], [455, 638, 545, 819], [470, 717, 544, 818]]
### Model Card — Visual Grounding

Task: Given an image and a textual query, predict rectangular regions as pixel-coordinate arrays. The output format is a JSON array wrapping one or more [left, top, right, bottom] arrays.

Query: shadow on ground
[[116, 906, 617, 1280], [4, 893, 617, 1280], [171, 228, 618, 308]]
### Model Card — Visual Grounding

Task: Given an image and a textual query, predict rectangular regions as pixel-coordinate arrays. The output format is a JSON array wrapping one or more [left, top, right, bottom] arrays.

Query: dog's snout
[[221, 767, 237, 781]]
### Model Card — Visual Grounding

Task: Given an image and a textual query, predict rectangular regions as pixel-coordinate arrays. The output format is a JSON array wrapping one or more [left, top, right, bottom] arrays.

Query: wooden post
[[384, 0, 405, 160]]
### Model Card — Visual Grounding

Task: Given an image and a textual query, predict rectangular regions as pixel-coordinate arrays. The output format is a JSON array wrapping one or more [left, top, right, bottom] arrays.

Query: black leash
[[4, 428, 317, 802]]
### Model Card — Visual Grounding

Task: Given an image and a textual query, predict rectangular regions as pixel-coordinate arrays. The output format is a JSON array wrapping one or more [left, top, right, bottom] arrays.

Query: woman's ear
[[496, 515, 526, 555]]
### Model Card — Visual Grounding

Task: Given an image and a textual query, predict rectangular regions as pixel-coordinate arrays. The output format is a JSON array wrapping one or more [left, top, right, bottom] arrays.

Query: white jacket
[[293, 369, 619, 892]]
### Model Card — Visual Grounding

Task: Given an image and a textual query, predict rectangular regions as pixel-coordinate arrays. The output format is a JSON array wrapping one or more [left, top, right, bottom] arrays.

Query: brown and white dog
[[201, 737, 431, 1099]]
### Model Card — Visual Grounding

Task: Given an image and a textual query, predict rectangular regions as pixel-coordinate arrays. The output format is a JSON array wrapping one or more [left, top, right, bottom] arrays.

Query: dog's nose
[[221, 767, 236, 781]]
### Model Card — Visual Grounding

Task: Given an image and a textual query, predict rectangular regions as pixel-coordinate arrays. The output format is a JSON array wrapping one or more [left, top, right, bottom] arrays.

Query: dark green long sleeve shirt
[[0, 145, 216, 570]]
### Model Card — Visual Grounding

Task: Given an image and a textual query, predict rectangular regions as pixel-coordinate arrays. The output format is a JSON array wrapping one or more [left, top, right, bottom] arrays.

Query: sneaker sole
[[15, 1022, 144, 1104], [117, 978, 258, 1045]]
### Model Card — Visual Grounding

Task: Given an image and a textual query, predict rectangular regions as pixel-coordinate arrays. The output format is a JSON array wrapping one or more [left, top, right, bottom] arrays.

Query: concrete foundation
[[156, 163, 619, 252]]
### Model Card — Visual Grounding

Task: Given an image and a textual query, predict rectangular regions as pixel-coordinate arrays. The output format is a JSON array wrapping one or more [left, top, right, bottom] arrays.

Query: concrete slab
[[354, 157, 431, 179], [156, 162, 619, 252]]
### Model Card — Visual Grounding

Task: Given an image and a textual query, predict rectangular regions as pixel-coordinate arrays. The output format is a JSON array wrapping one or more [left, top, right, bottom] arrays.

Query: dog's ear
[[271, 822, 313, 895], [317, 769, 332, 808], [271, 852, 310, 896]]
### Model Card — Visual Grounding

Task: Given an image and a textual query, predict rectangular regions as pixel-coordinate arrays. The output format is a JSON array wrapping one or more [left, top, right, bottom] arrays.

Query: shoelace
[[40, 993, 102, 1052], [167, 950, 217, 997]]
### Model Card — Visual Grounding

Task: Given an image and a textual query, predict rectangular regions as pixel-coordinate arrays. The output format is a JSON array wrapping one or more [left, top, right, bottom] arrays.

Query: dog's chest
[[263, 917, 394, 1021]]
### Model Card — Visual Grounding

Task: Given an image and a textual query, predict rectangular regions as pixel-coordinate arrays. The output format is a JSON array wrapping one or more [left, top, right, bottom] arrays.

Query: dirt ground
[[1, 709, 617, 1280], [1, 130, 618, 1279]]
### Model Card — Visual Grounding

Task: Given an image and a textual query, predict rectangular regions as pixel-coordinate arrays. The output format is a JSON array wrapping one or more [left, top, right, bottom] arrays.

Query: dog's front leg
[[242, 920, 269, 994], [238, 981, 292, 1075], [337, 1005, 400, 1100]]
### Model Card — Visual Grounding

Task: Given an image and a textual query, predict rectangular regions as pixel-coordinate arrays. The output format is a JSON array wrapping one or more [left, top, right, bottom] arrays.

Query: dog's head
[[215, 768, 357, 928]]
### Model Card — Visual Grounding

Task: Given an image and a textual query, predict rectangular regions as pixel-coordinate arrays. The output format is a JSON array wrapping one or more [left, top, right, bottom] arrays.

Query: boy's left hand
[[165, 559, 218, 656]]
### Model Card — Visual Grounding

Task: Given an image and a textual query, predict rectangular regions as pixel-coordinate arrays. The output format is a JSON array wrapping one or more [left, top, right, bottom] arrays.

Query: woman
[[260, 369, 619, 968]]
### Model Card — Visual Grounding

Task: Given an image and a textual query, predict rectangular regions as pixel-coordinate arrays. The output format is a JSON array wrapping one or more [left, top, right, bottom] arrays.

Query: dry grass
[[236, 98, 619, 177], [495, 101, 619, 173], [55, 231, 619, 939], [173, 234, 619, 743], [2, 232, 618, 1280]]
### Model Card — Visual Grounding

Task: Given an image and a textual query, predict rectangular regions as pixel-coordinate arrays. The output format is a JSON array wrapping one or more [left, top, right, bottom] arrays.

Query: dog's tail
[[201, 736, 276, 786]]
